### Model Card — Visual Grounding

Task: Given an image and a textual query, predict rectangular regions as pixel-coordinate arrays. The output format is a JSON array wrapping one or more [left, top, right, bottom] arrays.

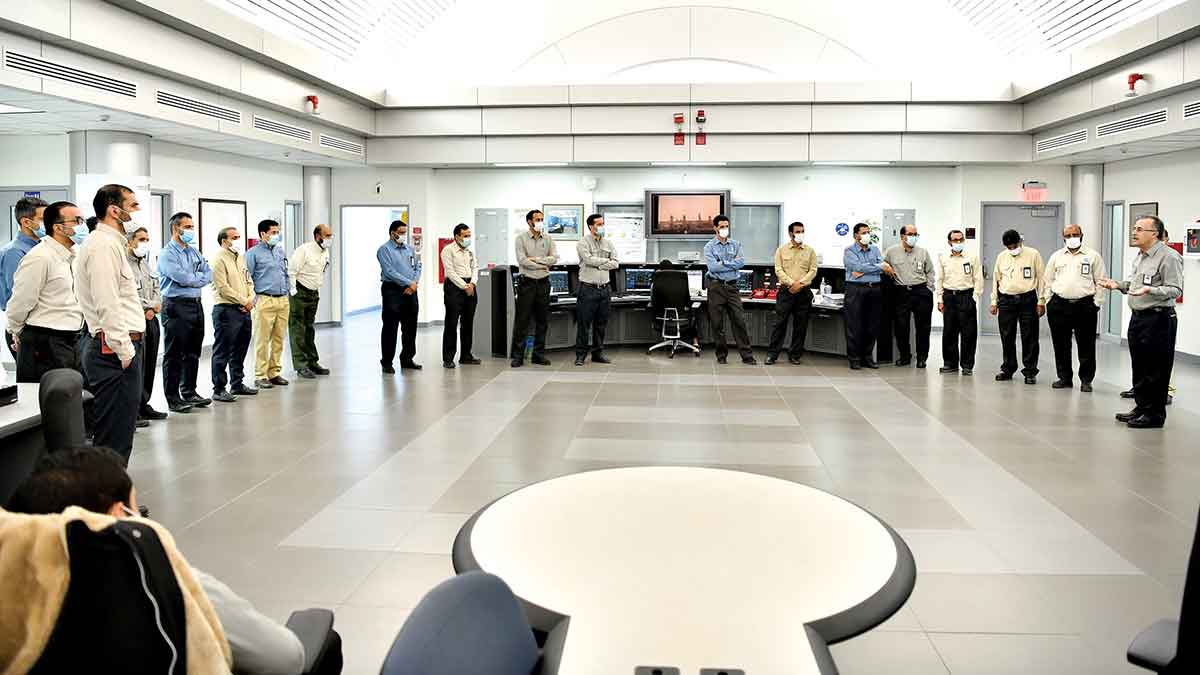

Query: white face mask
[[1065, 236, 1081, 250], [717, 227, 730, 239], [950, 242, 965, 253], [858, 233, 871, 245], [133, 242, 150, 258], [1009, 246, 1023, 257], [227, 239, 242, 252], [793, 233, 804, 244], [532, 221, 545, 232], [320, 239, 332, 250], [905, 235, 920, 247]]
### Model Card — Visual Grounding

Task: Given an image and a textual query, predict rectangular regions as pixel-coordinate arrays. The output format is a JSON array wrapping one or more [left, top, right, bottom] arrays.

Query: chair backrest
[[30, 520, 188, 675], [651, 270, 691, 313], [380, 572, 539, 675], [1170, 506, 1200, 673], [38, 368, 86, 451]]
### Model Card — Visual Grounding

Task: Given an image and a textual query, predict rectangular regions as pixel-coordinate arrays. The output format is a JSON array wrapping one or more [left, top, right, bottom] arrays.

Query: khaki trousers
[[253, 294, 290, 379]]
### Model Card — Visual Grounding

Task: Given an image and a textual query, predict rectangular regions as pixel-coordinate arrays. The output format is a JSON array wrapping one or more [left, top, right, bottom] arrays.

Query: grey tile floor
[[122, 313, 1199, 675]]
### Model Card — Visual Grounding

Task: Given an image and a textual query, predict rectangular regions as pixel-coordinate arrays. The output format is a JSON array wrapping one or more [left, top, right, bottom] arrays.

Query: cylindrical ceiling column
[[67, 130, 151, 205], [1070, 164, 1104, 246], [302, 166, 336, 323]]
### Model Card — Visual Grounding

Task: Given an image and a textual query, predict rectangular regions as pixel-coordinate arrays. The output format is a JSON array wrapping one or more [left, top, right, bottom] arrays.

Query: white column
[[1070, 164, 1104, 246], [68, 130, 151, 205], [303, 166, 336, 322]]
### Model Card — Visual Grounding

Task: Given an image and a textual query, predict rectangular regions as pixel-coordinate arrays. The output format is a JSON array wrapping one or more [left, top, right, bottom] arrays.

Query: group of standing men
[[1, 190, 334, 463]]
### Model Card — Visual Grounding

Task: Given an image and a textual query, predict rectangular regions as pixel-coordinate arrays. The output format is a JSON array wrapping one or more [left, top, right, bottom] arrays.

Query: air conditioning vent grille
[[1184, 100, 1200, 120], [3, 50, 136, 97], [1035, 128, 1087, 153], [1096, 109, 1167, 138], [252, 115, 312, 143], [156, 90, 241, 124], [319, 133, 364, 155]]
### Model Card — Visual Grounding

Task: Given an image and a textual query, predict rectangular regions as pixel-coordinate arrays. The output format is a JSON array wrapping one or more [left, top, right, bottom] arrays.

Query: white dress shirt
[[6, 236, 83, 335], [74, 224, 146, 361], [440, 242, 478, 290], [288, 241, 329, 293]]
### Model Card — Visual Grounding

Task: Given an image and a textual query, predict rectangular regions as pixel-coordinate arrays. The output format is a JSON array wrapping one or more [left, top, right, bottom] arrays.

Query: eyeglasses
[[55, 217, 85, 226], [1133, 227, 1157, 234]]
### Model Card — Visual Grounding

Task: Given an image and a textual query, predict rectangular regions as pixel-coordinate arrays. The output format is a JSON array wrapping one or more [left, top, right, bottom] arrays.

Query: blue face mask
[[180, 229, 196, 245], [69, 224, 88, 245], [33, 223, 46, 238], [269, 234, 282, 246]]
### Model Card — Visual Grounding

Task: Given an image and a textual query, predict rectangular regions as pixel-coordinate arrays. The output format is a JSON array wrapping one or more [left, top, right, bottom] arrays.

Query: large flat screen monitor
[[645, 190, 731, 237], [549, 270, 569, 295], [686, 270, 704, 294]]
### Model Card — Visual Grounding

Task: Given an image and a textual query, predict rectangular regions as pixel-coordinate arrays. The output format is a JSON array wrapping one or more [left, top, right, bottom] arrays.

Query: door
[[340, 205, 409, 315], [881, 209, 916, 253], [474, 208, 508, 270], [284, 201, 303, 251], [1, 187, 69, 245], [1101, 201, 1125, 339], [978, 202, 1064, 335], [148, 191, 171, 258]]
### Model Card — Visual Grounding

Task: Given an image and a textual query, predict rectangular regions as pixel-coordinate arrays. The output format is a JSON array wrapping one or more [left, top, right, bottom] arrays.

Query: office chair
[[1127, 504, 1198, 673], [379, 572, 545, 675], [39, 368, 86, 450], [648, 270, 700, 358], [287, 608, 343, 675]]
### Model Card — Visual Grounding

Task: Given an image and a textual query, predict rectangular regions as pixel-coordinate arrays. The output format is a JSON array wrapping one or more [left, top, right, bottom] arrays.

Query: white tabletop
[[457, 467, 913, 675], [0, 383, 41, 437]]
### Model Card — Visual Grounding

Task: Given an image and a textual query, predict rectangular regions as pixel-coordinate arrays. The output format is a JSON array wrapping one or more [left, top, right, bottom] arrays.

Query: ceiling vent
[[252, 115, 312, 143], [3, 49, 136, 98], [1184, 100, 1200, 120], [157, 90, 241, 124], [1096, 109, 1167, 138], [1035, 128, 1087, 153], [319, 133, 364, 155]]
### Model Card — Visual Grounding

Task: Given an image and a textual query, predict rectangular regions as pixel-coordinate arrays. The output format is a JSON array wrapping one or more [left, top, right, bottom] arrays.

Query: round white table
[[453, 466, 915, 675]]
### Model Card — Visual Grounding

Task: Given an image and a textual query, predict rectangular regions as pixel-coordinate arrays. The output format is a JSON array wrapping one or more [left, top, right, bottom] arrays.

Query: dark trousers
[[4, 330, 15, 360], [15, 325, 81, 383], [510, 276, 550, 361], [162, 297, 204, 403], [381, 283, 419, 366], [893, 285, 933, 361], [140, 314, 160, 410], [941, 290, 978, 369], [442, 282, 477, 363], [83, 335, 143, 464], [1129, 308, 1177, 423], [707, 280, 753, 360], [997, 290, 1040, 378], [575, 284, 612, 359], [844, 282, 883, 364], [289, 284, 321, 370], [212, 304, 252, 393], [1047, 295, 1099, 384], [768, 287, 812, 359]]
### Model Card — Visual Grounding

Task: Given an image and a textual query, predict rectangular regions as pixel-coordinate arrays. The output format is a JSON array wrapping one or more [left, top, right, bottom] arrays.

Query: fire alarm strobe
[[695, 109, 706, 124], [673, 112, 685, 125]]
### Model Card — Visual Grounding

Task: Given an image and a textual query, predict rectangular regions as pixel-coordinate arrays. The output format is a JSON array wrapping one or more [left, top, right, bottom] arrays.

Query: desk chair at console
[[649, 270, 700, 357]]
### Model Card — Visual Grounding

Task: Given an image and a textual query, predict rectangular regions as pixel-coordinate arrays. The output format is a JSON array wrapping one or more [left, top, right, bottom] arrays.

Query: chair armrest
[[1127, 618, 1177, 671], [286, 608, 335, 673]]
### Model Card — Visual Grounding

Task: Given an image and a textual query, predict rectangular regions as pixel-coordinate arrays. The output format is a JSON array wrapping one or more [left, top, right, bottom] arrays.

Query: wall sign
[[835, 222, 849, 236]]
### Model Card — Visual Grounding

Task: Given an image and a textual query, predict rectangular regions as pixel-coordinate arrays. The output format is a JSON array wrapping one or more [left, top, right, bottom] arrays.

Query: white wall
[[0, 135, 70, 187], [1104, 148, 1200, 356]]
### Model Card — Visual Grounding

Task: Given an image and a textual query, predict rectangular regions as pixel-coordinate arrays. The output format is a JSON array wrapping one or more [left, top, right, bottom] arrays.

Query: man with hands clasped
[[574, 214, 619, 367], [1043, 224, 1105, 392]]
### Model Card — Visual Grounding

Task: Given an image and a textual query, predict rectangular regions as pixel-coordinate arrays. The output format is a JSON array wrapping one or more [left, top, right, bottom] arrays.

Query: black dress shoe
[[139, 406, 168, 420], [1115, 410, 1140, 423], [1120, 389, 1136, 399], [269, 376, 290, 386], [297, 368, 317, 379], [182, 394, 212, 407], [509, 359, 523, 368], [864, 361, 880, 369], [460, 357, 482, 365], [311, 365, 331, 375], [1052, 380, 1072, 389], [849, 361, 862, 370], [531, 357, 551, 366], [742, 356, 758, 365], [382, 364, 396, 374], [574, 357, 585, 366], [939, 367, 958, 374], [400, 362, 423, 370], [895, 359, 912, 367], [995, 373, 1013, 381], [1024, 377, 1037, 385], [592, 354, 612, 364], [788, 357, 804, 365], [212, 391, 237, 403], [765, 355, 779, 365], [1080, 382, 1093, 393], [135, 418, 150, 428], [255, 378, 275, 389], [231, 384, 258, 396], [962, 368, 974, 376], [916, 360, 927, 369], [444, 361, 456, 369], [717, 355, 728, 364], [1127, 415, 1165, 429], [167, 402, 193, 413]]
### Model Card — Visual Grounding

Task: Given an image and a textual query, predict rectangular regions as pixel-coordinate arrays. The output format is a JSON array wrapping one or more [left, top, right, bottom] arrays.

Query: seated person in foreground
[[7, 447, 330, 675]]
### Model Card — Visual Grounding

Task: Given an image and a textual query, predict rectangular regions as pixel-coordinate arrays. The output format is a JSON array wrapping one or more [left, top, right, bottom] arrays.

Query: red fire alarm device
[[673, 112, 685, 125], [674, 132, 685, 146], [695, 132, 707, 145], [695, 109, 706, 124]]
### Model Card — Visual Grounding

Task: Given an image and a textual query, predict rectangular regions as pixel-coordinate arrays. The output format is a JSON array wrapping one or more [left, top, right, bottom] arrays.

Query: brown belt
[[97, 330, 143, 342]]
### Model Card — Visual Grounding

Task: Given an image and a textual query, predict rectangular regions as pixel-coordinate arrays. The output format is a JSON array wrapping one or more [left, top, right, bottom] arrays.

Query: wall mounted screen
[[645, 190, 730, 237]]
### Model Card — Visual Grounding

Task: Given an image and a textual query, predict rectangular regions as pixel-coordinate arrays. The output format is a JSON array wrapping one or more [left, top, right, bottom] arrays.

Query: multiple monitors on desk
[[514, 264, 847, 299], [625, 268, 655, 293]]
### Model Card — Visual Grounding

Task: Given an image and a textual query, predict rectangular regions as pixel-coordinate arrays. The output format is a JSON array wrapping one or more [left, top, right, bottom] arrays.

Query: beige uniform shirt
[[774, 243, 818, 288], [211, 246, 255, 306], [576, 235, 619, 285], [440, 242, 478, 290], [1044, 246, 1106, 306], [935, 251, 983, 303], [6, 236, 83, 335], [514, 230, 558, 280], [288, 241, 329, 293], [1118, 241, 1184, 310], [883, 244, 935, 291], [991, 246, 1045, 307], [74, 224, 146, 361], [127, 251, 161, 311]]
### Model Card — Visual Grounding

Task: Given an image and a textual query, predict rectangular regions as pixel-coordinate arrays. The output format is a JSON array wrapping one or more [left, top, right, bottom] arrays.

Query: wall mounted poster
[[198, 199, 247, 256], [1186, 226, 1200, 255], [1129, 202, 1158, 246], [544, 203, 583, 240], [601, 213, 647, 263]]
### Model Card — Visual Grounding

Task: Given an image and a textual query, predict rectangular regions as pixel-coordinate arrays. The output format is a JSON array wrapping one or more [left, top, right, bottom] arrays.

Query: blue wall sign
[[835, 222, 849, 236]]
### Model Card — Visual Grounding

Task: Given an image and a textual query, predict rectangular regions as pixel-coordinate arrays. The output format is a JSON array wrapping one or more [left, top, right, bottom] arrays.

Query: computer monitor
[[549, 270, 569, 295], [737, 269, 754, 293], [625, 268, 655, 293], [686, 270, 703, 295]]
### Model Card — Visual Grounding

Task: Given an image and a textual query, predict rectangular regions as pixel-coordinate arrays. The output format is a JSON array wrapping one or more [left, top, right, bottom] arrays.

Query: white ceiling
[[1038, 127, 1200, 163], [0, 86, 363, 168]]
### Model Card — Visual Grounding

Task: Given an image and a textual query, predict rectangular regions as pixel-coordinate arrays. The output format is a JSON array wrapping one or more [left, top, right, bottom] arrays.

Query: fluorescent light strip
[[812, 161, 893, 166], [0, 103, 42, 114], [492, 162, 569, 168], [650, 162, 728, 167]]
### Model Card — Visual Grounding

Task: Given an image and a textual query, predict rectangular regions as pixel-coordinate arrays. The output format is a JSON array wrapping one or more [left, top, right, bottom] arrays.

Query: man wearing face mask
[[125, 227, 167, 422], [6, 201, 85, 383], [767, 221, 817, 365], [574, 214, 619, 367], [883, 225, 935, 368], [703, 215, 756, 365], [1, 196, 48, 359], [246, 219, 291, 387], [158, 213, 213, 412], [1043, 224, 1105, 392], [843, 223, 894, 370], [510, 209, 558, 368], [990, 229, 1045, 385], [74, 184, 148, 463], [936, 229, 983, 376], [441, 223, 482, 369], [378, 219, 423, 372], [211, 227, 258, 403], [288, 224, 333, 378]]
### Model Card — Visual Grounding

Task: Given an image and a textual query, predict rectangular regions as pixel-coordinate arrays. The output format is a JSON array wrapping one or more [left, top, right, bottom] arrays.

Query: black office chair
[[649, 270, 700, 358], [1127, 504, 1199, 673], [39, 368, 86, 451], [287, 608, 343, 675]]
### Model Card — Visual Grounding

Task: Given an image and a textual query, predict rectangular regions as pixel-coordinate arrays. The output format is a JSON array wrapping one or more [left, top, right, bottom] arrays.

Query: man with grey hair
[[157, 212, 212, 413], [1, 196, 47, 358], [210, 226, 257, 402], [125, 227, 166, 421]]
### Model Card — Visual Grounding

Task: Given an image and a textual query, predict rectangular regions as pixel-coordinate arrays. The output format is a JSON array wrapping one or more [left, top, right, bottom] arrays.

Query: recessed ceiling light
[[0, 103, 42, 115]]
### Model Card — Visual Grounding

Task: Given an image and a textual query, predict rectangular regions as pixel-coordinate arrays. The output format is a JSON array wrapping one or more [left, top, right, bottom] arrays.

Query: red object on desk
[[767, 289, 778, 299], [1169, 241, 1184, 304], [437, 238, 452, 283]]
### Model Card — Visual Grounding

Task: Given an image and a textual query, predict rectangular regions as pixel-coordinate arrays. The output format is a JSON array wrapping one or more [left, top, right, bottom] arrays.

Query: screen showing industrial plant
[[650, 193, 726, 236]]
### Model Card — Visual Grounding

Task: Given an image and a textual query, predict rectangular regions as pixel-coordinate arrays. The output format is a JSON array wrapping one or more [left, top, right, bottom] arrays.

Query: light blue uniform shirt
[[245, 241, 289, 296], [377, 240, 421, 286], [157, 239, 212, 299], [0, 233, 40, 310], [703, 238, 745, 282], [844, 243, 884, 284]]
